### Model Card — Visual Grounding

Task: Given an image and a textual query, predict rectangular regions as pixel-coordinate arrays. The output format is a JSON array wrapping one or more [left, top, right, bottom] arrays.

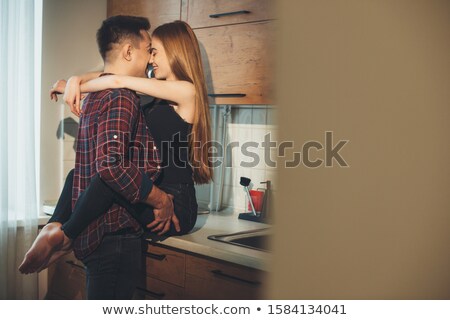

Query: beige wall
[[40, 0, 106, 207], [271, 0, 450, 299]]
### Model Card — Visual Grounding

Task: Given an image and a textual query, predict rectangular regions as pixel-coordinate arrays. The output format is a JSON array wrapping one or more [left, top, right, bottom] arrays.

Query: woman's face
[[150, 37, 175, 80]]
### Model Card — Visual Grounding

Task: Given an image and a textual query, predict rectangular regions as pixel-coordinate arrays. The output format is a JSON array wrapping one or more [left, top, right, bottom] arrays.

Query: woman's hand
[[63, 76, 83, 117], [64, 76, 83, 116], [49, 80, 67, 101]]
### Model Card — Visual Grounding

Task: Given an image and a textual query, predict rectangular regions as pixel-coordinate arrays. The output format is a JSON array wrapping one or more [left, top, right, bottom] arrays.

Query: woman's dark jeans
[[49, 169, 198, 239]]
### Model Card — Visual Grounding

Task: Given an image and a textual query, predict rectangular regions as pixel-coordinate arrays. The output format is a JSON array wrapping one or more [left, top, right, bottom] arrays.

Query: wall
[[271, 0, 450, 299], [40, 0, 106, 207]]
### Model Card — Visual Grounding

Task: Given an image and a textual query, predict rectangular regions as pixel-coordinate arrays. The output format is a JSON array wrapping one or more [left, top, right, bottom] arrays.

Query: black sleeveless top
[[142, 99, 194, 185]]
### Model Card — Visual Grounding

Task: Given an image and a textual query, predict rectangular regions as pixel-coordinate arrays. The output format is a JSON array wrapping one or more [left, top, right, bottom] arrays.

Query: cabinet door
[[185, 255, 266, 299], [195, 21, 274, 105], [145, 244, 186, 287], [107, 0, 181, 31], [182, 0, 274, 28]]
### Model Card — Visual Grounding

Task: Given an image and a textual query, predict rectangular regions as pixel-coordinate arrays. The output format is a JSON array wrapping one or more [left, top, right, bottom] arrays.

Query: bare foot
[[19, 222, 69, 274], [35, 235, 73, 273]]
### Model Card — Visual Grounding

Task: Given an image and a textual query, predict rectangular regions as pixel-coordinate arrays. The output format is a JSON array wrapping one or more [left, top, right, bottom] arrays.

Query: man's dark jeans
[[81, 232, 144, 300]]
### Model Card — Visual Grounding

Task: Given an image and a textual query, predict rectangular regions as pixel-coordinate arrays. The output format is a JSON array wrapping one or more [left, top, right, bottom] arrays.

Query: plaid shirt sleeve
[[95, 90, 152, 203]]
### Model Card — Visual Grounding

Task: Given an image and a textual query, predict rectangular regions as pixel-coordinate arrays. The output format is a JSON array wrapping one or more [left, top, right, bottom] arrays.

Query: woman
[[19, 20, 213, 274]]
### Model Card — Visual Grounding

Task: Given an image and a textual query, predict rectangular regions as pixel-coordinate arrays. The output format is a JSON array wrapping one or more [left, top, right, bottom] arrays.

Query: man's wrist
[[68, 75, 80, 83], [145, 186, 167, 209], [139, 171, 154, 202]]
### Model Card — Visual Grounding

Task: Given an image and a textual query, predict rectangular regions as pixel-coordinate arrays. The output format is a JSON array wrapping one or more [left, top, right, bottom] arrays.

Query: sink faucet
[[238, 179, 272, 224]]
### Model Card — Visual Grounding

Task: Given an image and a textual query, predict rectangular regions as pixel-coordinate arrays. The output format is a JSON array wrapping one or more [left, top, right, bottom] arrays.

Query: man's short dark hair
[[96, 15, 150, 61]]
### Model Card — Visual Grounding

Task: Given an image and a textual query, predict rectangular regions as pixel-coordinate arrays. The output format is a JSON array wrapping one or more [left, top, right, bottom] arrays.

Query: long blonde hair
[[152, 21, 213, 184]]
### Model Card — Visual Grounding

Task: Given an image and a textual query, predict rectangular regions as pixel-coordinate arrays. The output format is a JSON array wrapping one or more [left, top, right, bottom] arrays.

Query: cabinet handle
[[65, 260, 84, 270], [136, 287, 166, 299], [209, 10, 251, 19], [144, 252, 166, 261], [211, 269, 261, 286], [208, 93, 246, 98]]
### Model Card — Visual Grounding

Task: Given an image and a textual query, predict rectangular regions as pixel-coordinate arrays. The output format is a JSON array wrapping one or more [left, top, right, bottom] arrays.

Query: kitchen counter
[[40, 206, 271, 272], [147, 207, 271, 272]]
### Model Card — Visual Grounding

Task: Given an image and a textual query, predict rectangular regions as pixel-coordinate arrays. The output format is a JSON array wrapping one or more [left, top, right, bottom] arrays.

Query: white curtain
[[0, 0, 41, 299]]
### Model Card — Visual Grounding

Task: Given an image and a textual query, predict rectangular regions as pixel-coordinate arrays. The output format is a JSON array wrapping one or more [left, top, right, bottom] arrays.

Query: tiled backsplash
[[61, 104, 278, 212], [196, 105, 278, 212]]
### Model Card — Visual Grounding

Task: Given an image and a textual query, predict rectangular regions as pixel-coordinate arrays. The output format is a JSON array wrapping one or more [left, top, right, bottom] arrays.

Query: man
[[20, 15, 177, 299]]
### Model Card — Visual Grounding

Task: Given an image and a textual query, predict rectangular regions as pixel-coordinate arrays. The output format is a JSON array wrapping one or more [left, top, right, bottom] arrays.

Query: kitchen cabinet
[[181, 0, 273, 29], [135, 244, 186, 300], [185, 253, 265, 299], [137, 242, 266, 300], [107, 0, 182, 30], [107, 0, 275, 105], [194, 21, 274, 105], [182, 0, 275, 105], [138, 276, 186, 300]]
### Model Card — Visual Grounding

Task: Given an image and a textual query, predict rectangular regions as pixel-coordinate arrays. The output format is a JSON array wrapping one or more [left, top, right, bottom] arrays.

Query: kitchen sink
[[207, 228, 271, 252]]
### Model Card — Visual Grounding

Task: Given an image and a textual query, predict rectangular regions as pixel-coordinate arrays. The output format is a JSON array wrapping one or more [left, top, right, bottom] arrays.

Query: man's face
[[130, 30, 152, 77]]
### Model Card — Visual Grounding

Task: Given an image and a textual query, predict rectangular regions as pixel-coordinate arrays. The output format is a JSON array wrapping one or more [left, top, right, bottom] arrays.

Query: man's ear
[[122, 44, 133, 61]]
